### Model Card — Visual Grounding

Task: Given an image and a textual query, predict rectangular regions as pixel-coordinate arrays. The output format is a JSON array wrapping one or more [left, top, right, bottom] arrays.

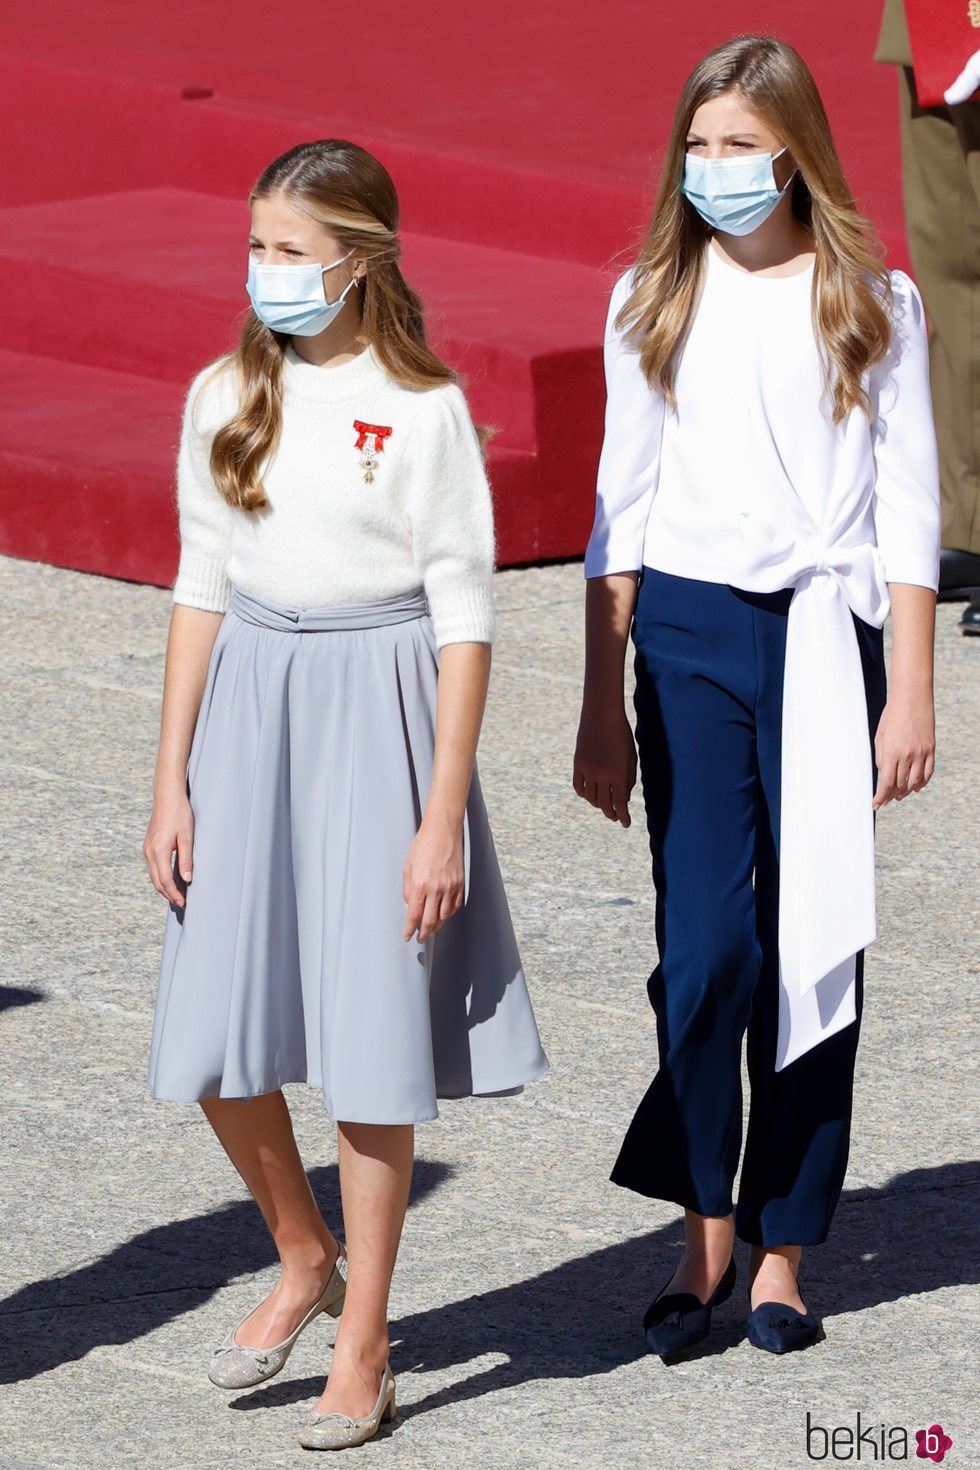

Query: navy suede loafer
[[746, 1286, 820, 1354], [643, 1256, 737, 1358]]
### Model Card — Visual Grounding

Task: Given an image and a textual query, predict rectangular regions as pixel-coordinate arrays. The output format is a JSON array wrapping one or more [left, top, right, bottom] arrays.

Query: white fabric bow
[[945, 50, 980, 107], [736, 511, 889, 1069]]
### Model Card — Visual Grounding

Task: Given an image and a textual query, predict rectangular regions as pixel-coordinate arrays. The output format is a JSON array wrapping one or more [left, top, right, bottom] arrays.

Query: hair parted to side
[[208, 139, 461, 511], [620, 35, 893, 423]]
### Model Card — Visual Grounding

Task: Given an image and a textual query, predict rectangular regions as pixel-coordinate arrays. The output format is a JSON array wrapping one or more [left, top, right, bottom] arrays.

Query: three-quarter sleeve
[[171, 365, 236, 613], [870, 271, 942, 591], [404, 383, 497, 648], [583, 269, 666, 578]]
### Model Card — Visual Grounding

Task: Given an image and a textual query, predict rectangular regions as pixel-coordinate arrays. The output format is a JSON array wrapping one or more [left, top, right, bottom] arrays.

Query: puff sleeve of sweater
[[171, 364, 236, 614], [403, 382, 497, 648]]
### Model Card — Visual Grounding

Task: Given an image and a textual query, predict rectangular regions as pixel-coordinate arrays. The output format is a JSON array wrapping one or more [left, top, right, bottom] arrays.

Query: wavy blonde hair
[[620, 35, 893, 423], [208, 140, 460, 511]]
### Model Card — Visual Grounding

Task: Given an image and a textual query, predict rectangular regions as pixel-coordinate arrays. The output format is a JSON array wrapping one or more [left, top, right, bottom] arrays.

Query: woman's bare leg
[[748, 1243, 806, 1312], [202, 1090, 341, 1347], [313, 1121, 413, 1417], [660, 1210, 736, 1301]]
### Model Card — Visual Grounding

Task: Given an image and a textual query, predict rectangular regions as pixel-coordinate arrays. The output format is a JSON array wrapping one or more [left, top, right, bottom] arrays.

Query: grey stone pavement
[[0, 552, 976, 1470]]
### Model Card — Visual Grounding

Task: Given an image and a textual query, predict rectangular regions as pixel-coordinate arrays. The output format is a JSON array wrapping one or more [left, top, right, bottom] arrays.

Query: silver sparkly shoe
[[297, 1362, 396, 1451], [208, 1244, 348, 1390], [296, 1358, 396, 1452]]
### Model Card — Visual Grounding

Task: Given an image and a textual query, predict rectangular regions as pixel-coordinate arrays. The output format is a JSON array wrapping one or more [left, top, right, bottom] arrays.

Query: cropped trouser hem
[[609, 1151, 843, 1248], [608, 1166, 733, 1221]]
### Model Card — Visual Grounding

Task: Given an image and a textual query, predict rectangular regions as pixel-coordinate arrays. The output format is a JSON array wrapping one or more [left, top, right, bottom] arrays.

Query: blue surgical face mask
[[246, 248, 359, 336], [681, 147, 797, 237]]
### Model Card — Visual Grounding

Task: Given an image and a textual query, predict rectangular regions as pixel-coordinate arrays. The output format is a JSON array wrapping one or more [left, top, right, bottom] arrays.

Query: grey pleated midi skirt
[[147, 583, 549, 1124]]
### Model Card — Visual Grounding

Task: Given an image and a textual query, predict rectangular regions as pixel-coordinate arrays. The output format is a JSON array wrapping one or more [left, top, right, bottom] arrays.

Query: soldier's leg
[[898, 68, 980, 561]]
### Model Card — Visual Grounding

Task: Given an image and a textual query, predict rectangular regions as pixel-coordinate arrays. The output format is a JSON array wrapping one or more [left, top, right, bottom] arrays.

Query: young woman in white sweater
[[142, 139, 547, 1449], [574, 36, 940, 1357]]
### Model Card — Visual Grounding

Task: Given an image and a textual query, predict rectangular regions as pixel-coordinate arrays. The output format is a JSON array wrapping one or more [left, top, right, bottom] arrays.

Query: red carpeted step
[[0, 4, 906, 264], [0, 352, 183, 586], [0, 54, 644, 267], [0, 350, 543, 586], [0, 189, 609, 567]]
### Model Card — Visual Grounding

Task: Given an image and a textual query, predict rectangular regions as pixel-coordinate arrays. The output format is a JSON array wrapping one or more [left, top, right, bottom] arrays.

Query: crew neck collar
[[707, 241, 815, 282], [283, 341, 387, 401]]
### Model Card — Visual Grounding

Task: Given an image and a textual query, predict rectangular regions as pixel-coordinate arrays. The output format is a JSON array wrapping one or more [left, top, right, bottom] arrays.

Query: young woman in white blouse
[[142, 139, 547, 1449], [574, 35, 940, 1357]]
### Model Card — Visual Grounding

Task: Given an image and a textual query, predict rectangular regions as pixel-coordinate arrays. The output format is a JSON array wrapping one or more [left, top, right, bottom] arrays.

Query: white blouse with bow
[[584, 241, 941, 1069]]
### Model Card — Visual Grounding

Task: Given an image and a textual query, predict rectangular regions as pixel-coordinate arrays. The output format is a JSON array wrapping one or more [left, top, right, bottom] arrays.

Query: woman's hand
[[404, 641, 488, 943], [572, 703, 638, 827], [873, 686, 935, 810], [575, 573, 640, 826], [403, 810, 465, 942], [143, 779, 195, 906]]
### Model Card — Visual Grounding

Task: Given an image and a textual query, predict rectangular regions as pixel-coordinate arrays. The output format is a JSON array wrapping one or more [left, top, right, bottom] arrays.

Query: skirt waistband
[[229, 584, 429, 632]]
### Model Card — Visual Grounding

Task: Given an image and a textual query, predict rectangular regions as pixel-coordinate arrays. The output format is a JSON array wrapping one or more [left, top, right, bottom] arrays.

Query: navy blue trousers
[[610, 569, 887, 1246]]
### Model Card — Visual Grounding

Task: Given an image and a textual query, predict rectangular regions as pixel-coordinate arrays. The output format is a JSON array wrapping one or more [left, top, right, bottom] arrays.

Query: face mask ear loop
[[774, 146, 800, 179], [333, 273, 361, 308], [771, 146, 799, 196], [319, 250, 359, 310], [321, 247, 356, 276]]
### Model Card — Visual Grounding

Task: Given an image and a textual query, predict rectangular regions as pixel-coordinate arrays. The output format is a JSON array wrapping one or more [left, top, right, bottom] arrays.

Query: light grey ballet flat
[[208, 1244, 348, 1390], [297, 1362, 396, 1451]]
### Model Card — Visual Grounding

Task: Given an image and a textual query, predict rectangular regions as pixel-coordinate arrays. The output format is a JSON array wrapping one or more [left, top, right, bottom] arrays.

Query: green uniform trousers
[[876, 0, 980, 554]]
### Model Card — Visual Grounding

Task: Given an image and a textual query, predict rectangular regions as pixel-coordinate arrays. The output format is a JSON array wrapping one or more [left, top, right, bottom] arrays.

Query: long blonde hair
[[621, 35, 893, 423], [209, 140, 458, 511]]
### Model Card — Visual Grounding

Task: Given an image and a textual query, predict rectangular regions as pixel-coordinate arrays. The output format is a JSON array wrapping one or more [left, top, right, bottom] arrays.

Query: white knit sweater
[[171, 343, 497, 647]]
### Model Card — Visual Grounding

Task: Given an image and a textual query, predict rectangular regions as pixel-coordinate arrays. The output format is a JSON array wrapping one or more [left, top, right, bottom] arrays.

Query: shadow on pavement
[[0, 986, 45, 1013], [1, 1161, 976, 1399], [230, 1159, 979, 1418], [0, 1161, 447, 1385]]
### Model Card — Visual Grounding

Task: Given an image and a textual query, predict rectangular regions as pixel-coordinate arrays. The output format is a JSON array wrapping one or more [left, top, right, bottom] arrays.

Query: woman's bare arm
[[402, 641, 491, 942], [143, 605, 225, 905], [873, 583, 936, 810], [573, 573, 639, 826]]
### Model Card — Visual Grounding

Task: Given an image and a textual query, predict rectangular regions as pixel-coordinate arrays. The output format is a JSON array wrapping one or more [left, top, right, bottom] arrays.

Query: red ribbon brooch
[[353, 420, 393, 484]]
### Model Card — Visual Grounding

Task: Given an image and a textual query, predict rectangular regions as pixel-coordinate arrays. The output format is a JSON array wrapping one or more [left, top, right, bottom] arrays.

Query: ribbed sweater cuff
[[427, 582, 496, 647], [172, 551, 233, 613]]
